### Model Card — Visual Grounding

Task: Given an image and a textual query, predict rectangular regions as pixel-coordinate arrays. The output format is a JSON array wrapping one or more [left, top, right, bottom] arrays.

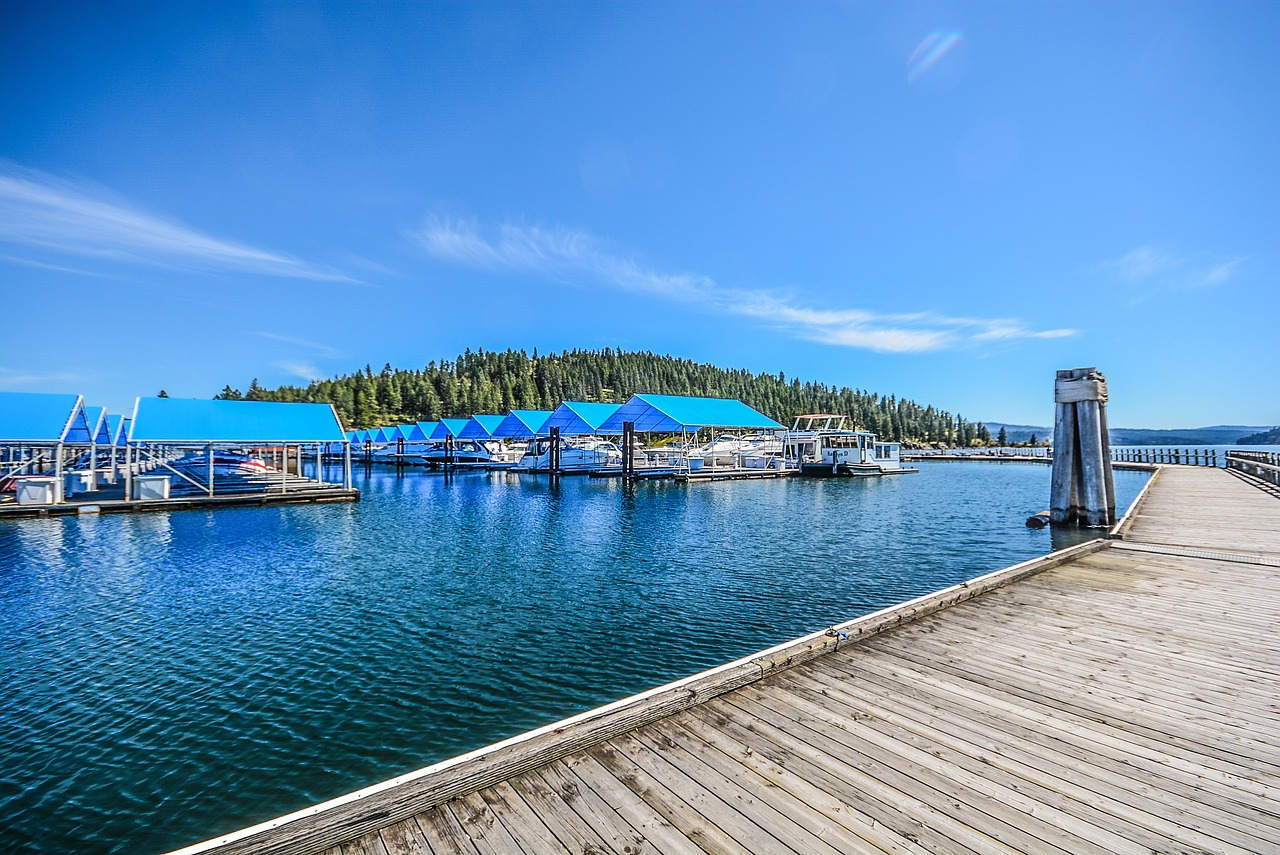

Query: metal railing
[[1225, 450, 1280, 486], [1111, 447, 1218, 466]]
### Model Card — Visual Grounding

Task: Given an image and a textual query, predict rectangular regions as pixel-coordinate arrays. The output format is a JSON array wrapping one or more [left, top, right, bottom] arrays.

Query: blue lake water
[[0, 461, 1149, 854]]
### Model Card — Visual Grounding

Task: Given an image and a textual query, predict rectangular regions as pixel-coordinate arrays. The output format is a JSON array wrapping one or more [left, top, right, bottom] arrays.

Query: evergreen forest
[[216, 348, 995, 446]]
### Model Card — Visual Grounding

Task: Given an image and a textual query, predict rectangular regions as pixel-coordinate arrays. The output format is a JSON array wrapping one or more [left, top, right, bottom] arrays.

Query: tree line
[[215, 348, 998, 446]]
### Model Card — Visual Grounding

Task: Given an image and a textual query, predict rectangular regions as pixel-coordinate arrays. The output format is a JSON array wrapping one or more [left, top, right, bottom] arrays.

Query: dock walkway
[[178, 466, 1280, 855]]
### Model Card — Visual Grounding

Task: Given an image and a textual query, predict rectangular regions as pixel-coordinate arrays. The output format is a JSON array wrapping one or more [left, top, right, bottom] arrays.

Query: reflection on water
[[0, 461, 1148, 854]]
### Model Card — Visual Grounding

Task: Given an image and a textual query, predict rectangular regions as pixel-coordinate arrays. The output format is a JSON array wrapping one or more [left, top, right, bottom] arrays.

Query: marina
[[1, 459, 1151, 854], [173, 464, 1280, 855]]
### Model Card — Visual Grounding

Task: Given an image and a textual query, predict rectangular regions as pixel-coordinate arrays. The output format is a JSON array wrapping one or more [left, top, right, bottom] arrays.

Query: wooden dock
[[172, 465, 1280, 855]]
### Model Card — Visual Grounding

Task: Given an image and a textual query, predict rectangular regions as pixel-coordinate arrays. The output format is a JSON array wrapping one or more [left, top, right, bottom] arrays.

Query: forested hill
[[217, 348, 985, 444]]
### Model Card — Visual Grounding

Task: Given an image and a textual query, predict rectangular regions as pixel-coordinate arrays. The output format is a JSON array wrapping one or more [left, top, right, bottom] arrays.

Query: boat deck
[[176, 466, 1280, 855]]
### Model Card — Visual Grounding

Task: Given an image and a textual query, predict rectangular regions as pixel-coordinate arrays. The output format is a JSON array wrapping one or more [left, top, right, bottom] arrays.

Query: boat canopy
[[106, 414, 129, 447], [458, 414, 506, 440], [536, 402, 622, 437], [129, 397, 348, 444], [493, 410, 553, 438], [85, 407, 112, 445], [430, 418, 471, 440], [0, 391, 92, 444], [408, 422, 435, 441], [598, 394, 783, 433], [371, 427, 394, 444]]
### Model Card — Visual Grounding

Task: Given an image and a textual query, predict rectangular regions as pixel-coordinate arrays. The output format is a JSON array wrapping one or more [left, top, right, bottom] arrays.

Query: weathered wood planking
[[173, 467, 1280, 855]]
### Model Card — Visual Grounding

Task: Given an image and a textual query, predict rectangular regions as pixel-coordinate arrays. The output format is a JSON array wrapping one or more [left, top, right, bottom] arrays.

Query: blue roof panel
[[129, 397, 347, 443], [537, 402, 622, 436], [458, 414, 506, 440], [430, 418, 471, 440], [0, 392, 88, 443], [492, 410, 552, 438], [598, 394, 782, 433]]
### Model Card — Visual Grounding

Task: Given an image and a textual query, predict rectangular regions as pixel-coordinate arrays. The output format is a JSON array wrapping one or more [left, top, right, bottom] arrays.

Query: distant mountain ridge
[[984, 422, 1274, 446]]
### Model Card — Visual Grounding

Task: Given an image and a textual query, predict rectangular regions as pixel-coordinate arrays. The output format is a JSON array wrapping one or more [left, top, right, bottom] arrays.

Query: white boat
[[169, 451, 274, 478], [697, 432, 784, 468], [514, 436, 623, 472], [418, 440, 501, 468], [785, 414, 914, 477]]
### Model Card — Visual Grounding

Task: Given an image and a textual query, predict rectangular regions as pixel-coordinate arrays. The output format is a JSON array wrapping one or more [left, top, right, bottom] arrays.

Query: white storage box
[[132, 475, 171, 500], [16, 476, 60, 505]]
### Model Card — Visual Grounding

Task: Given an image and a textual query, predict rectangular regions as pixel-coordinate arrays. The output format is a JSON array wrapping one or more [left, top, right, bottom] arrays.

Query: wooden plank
[[559, 753, 705, 855], [822, 659, 1280, 835], [377, 819, 436, 855], [449, 792, 526, 855], [630, 721, 856, 855], [775, 666, 1280, 853], [587, 740, 753, 855], [817, 649, 1280, 808], [606, 729, 820, 855], [532, 761, 655, 855], [476, 780, 571, 854], [691, 695, 1009, 855], [412, 805, 480, 855], [860, 636, 1280, 775], [729, 686, 1138, 855], [675, 703, 941, 855], [338, 834, 389, 855]]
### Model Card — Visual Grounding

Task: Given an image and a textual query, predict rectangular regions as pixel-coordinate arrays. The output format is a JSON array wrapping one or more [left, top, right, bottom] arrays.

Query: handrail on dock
[[1225, 450, 1280, 487]]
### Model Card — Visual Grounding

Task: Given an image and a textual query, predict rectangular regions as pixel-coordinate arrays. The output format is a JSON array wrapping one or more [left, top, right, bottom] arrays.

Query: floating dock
[[170, 464, 1280, 855], [0, 482, 359, 519]]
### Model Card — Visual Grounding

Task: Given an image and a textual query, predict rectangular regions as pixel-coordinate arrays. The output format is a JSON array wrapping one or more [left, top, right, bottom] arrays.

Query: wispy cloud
[[0, 163, 350, 281], [907, 32, 964, 84], [416, 217, 1075, 353], [1106, 245, 1247, 292], [0, 366, 85, 389], [275, 361, 325, 382], [258, 332, 342, 359]]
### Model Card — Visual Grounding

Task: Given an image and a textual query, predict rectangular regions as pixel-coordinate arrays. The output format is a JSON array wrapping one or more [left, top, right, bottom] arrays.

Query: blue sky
[[2, 1, 1276, 428]]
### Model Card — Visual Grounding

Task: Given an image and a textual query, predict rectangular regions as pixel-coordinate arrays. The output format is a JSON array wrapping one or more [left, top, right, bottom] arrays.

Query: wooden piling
[[1050, 367, 1115, 527]]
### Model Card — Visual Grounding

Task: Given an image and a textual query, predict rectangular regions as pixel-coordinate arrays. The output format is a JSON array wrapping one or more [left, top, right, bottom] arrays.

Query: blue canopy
[[430, 418, 471, 440], [409, 422, 436, 441], [129, 397, 347, 443], [598, 394, 783, 433], [537, 402, 622, 437], [458, 414, 506, 440], [371, 427, 394, 444], [106, 414, 129, 447], [0, 391, 92, 443], [492, 410, 552, 438], [85, 407, 112, 445]]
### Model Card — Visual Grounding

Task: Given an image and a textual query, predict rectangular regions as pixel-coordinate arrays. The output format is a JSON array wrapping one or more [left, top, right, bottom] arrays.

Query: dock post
[[549, 427, 561, 481], [1050, 367, 1116, 527], [622, 421, 634, 482], [445, 435, 454, 472]]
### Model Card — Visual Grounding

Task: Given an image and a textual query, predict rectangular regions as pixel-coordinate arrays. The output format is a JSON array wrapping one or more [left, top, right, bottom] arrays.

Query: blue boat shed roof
[[106, 414, 129, 447], [537, 402, 622, 437], [85, 406, 112, 445], [129, 397, 347, 443], [408, 422, 436, 441], [0, 391, 92, 444], [371, 427, 394, 444], [430, 418, 471, 440], [458, 414, 506, 440], [598, 394, 783, 433], [492, 410, 552, 438]]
